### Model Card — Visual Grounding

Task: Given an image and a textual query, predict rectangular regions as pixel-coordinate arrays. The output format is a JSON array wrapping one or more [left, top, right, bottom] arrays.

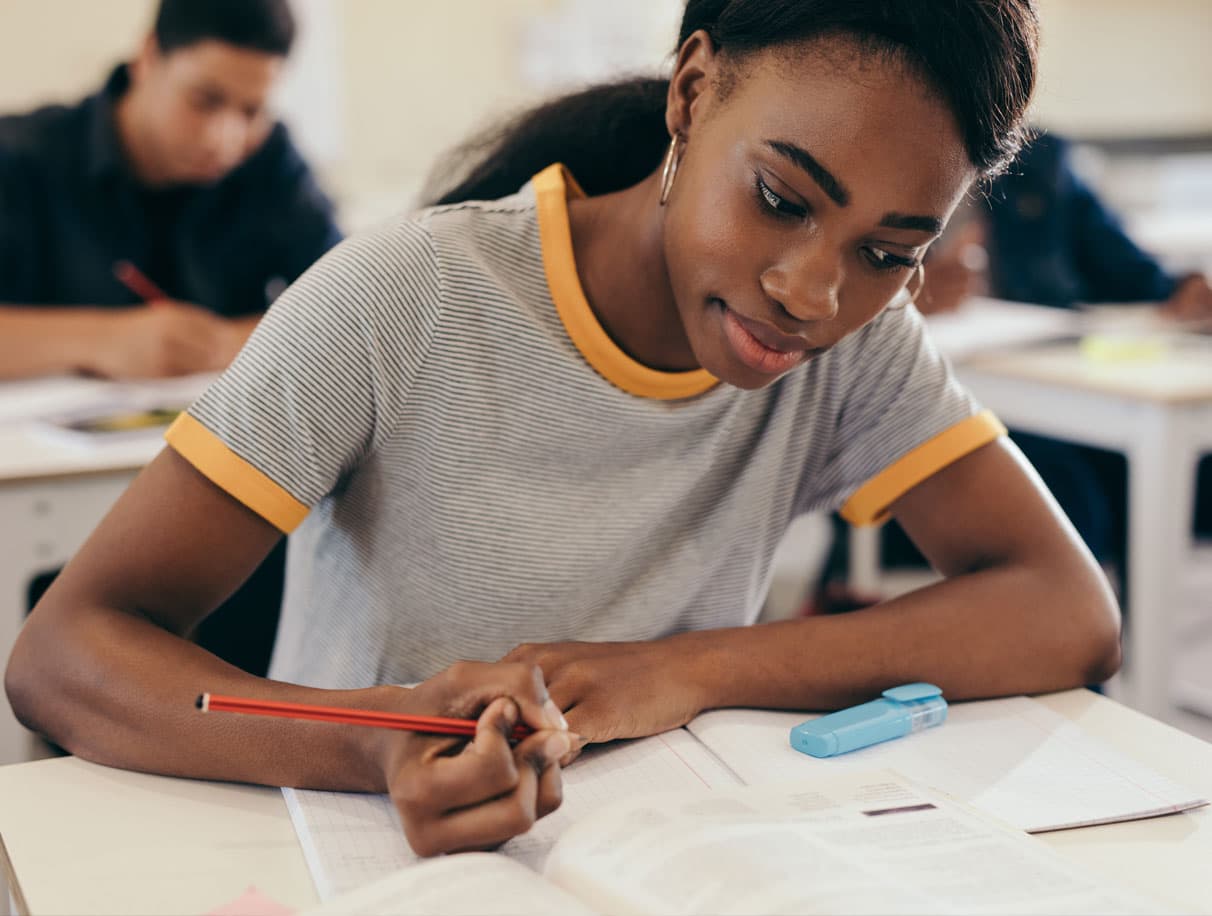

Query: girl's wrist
[[346, 684, 419, 791], [664, 630, 736, 715]]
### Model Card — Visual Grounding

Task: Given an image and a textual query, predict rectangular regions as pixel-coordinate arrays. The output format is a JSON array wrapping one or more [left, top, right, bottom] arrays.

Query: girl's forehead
[[712, 49, 975, 211]]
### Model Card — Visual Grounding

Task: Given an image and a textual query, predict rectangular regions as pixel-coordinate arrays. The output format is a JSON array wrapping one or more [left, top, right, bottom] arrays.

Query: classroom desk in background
[[955, 338, 1212, 721], [0, 689, 1210, 916], [0, 376, 212, 766], [848, 301, 1212, 723]]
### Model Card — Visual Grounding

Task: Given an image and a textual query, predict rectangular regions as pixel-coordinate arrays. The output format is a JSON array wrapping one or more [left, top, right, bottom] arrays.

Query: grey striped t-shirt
[[167, 165, 1003, 689]]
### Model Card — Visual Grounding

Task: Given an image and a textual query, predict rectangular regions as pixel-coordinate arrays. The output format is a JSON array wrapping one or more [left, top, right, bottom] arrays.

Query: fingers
[[511, 728, 570, 820], [410, 757, 541, 856], [436, 661, 567, 734], [391, 699, 572, 857]]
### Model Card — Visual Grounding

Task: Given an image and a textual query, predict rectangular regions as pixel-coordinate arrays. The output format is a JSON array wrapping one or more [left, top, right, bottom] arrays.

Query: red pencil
[[113, 260, 169, 303], [196, 693, 534, 741]]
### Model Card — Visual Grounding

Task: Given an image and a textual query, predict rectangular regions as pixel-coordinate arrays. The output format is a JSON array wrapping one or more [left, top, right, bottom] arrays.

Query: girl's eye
[[863, 246, 921, 273], [754, 174, 807, 219]]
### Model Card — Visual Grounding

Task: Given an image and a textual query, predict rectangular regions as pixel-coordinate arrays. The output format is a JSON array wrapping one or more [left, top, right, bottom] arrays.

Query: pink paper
[[206, 885, 296, 916]]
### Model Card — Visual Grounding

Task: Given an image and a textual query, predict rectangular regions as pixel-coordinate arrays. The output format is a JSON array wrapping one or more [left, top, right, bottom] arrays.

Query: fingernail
[[545, 731, 572, 760], [500, 698, 519, 727], [543, 699, 568, 730]]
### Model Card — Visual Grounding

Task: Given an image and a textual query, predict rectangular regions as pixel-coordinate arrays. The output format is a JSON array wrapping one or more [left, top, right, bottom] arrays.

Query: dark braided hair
[[429, 0, 1038, 205]]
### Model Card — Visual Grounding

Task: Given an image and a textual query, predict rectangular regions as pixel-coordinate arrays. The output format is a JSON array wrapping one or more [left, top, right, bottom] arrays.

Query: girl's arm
[[5, 448, 571, 856], [504, 438, 1121, 739]]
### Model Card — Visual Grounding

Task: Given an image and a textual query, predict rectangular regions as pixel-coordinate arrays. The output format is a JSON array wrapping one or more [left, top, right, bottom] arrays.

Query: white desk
[[0, 689, 1208, 915], [0, 377, 212, 765], [954, 340, 1212, 720]]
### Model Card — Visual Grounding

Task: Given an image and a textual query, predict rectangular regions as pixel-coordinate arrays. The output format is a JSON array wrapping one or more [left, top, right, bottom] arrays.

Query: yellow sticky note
[[1080, 334, 1168, 364]]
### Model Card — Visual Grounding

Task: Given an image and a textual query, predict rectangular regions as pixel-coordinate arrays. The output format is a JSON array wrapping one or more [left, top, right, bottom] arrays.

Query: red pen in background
[[113, 259, 169, 303], [197, 693, 534, 741]]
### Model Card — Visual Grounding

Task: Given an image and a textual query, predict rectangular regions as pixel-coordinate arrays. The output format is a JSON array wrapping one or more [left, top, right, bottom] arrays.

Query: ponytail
[[428, 79, 669, 205]]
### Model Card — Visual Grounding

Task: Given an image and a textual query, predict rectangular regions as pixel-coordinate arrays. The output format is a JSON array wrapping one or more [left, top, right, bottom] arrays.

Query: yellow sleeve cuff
[[840, 410, 1007, 527], [165, 413, 309, 534]]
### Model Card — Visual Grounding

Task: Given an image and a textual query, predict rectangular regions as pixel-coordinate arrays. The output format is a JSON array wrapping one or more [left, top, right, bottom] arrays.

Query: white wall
[[1033, 0, 1212, 138]]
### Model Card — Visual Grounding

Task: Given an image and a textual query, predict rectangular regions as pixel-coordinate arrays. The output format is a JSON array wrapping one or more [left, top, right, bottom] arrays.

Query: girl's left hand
[[499, 638, 712, 758]]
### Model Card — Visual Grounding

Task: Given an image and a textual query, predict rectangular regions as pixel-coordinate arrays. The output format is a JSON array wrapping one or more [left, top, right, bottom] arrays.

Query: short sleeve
[[809, 304, 1006, 526], [165, 218, 443, 533]]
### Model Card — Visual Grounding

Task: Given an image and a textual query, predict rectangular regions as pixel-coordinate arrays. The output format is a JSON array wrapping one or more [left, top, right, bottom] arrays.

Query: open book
[[28, 373, 217, 447], [285, 730, 739, 899], [297, 770, 1175, 916], [285, 695, 1205, 902]]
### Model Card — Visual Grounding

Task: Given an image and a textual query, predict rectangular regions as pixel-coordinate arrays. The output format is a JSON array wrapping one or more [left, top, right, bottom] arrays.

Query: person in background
[[0, 0, 342, 382], [0, 0, 342, 676], [907, 131, 1212, 586], [920, 131, 1212, 319]]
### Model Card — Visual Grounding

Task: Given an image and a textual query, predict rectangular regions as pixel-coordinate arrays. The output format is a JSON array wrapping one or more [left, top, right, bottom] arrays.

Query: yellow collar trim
[[532, 164, 718, 400]]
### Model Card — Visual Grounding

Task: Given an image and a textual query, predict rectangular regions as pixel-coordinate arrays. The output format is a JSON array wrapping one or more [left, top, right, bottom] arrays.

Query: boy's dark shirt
[[0, 65, 342, 313]]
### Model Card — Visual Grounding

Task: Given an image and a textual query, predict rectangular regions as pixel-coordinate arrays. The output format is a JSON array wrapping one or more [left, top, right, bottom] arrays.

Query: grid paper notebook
[[284, 729, 740, 900]]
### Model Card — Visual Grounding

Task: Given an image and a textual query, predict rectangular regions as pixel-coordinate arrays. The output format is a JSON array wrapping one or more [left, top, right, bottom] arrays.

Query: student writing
[[7, 0, 1120, 859], [0, 0, 341, 380]]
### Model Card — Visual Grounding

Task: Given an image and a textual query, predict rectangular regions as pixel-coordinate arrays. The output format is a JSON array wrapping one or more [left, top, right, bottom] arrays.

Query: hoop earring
[[659, 135, 685, 206], [900, 263, 926, 309]]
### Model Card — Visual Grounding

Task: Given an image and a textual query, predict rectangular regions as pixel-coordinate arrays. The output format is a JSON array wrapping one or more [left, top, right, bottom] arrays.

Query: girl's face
[[662, 37, 977, 389]]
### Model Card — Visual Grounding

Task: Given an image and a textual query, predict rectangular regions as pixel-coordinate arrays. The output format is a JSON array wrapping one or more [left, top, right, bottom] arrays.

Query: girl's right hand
[[372, 661, 576, 857]]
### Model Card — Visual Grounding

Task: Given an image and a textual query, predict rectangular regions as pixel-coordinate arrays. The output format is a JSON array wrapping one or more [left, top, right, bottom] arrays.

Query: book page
[[544, 770, 1176, 915], [686, 696, 1206, 833], [285, 728, 741, 900], [298, 852, 595, 916]]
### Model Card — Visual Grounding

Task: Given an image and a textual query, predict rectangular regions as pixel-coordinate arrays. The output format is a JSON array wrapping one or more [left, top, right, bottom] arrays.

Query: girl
[[7, 0, 1119, 858]]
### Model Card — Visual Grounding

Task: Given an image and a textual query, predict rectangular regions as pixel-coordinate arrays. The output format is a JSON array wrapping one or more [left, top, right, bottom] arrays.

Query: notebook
[[285, 729, 740, 900], [295, 770, 1176, 916]]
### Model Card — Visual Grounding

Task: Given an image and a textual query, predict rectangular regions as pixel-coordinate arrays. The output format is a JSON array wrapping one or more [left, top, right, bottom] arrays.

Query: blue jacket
[[984, 133, 1177, 308]]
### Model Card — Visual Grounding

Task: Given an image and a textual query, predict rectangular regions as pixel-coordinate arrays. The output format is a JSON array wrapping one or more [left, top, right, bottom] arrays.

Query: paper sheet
[[686, 696, 1206, 833], [545, 770, 1177, 915]]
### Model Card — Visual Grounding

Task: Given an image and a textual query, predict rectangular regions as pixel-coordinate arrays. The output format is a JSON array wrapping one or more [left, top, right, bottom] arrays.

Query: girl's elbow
[[1075, 589, 1123, 686], [5, 612, 80, 747], [5, 630, 46, 736]]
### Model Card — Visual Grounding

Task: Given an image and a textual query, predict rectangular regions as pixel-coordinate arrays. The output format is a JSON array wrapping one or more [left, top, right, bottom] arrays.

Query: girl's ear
[[665, 29, 719, 141]]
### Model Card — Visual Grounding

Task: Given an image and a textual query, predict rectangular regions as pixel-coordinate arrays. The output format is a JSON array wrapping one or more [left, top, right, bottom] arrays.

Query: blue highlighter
[[790, 683, 947, 758]]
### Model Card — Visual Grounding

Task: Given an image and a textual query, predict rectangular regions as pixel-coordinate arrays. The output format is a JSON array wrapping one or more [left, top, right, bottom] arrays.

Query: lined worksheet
[[285, 728, 741, 900], [686, 696, 1207, 833]]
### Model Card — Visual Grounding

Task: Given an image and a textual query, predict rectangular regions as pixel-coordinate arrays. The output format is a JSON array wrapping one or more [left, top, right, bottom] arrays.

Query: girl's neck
[[566, 172, 698, 372]]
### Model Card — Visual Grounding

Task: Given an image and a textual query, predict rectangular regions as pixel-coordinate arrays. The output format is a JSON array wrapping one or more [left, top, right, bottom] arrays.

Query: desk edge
[[0, 833, 30, 916]]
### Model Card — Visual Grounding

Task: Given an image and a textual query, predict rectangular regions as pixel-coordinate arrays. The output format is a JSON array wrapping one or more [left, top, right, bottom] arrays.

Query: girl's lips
[[721, 306, 808, 376]]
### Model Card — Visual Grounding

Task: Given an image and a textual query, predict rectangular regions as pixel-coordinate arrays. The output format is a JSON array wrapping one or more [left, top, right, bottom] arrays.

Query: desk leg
[[1125, 410, 1196, 720], [848, 524, 882, 596]]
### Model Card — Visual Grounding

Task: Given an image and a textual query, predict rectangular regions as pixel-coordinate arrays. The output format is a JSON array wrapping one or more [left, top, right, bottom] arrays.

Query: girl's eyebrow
[[767, 139, 944, 235], [767, 139, 849, 206], [880, 212, 943, 234]]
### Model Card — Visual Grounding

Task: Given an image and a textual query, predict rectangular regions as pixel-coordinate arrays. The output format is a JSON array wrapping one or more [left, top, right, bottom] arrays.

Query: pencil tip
[[195, 694, 204, 710]]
